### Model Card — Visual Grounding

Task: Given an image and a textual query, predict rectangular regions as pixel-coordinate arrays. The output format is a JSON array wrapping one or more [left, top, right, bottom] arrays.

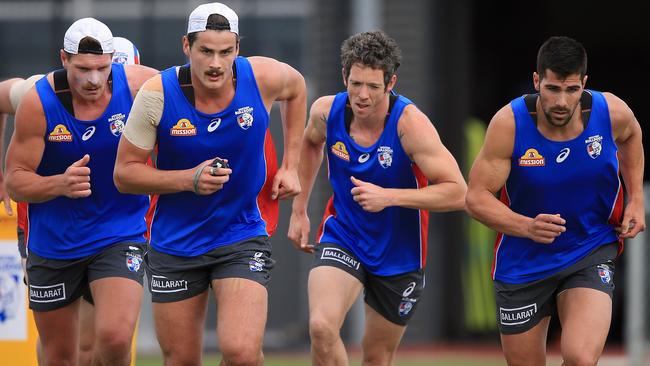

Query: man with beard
[[466, 36, 645, 366]]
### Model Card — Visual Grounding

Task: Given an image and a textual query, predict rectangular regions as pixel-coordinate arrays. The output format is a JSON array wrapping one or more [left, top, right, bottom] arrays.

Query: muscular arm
[[287, 96, 331, 252], [250, 56, 307, 199], [388, 105, 466, 211], [114, 76, 231, 195], [1, 76, 40, 213], [291, 96, 331, 213], [606, 92, 645, 237], [124, 64, 159, 98], [5, 87, 91, 202], [465, 105, 565, 243]]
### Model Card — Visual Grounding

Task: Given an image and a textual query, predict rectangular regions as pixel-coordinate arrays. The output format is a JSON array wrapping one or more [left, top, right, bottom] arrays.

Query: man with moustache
[[113, 3, 306, 365]]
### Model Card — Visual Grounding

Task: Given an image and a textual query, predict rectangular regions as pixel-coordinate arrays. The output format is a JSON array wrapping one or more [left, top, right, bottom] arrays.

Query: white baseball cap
[[112, 37, 140, 65], [63, 17, 114, 54], [187, 2, 239, 35]]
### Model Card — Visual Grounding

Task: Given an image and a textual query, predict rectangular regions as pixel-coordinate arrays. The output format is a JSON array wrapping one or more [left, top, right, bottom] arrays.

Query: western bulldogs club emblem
[[585, 135, 603, 159], [235, 106, 254, 130], [112, 51, 128, 65], [377, 146, 393, 168], [126, 252, 142, 272], [597, 264, 612, 284], [398, 298, 416, 317], [249, 251, 266, 272], [109, 113, 126, 136]]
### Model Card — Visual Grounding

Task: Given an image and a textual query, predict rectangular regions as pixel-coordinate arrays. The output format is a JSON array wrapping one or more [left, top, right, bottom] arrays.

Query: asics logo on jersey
[[556, 148, 570, 163], [208, 118, 221, 132], [402, 282, 416, 297], [82, 126, 96, 141], [358, 153, 370, 163]]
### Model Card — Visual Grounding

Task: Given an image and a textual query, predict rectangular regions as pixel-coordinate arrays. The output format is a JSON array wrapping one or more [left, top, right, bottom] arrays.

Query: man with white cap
[[114, 2, 307, 364], [0, 34, 146, 366], [5, 18, 157, 365]]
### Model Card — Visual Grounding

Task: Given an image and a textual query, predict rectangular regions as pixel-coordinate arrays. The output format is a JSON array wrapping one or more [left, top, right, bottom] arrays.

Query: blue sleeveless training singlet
[[318, 92, 429, 276], [492, 90, 623, 283], [150, 57, 274, 256], [29, 64, 148, 259]]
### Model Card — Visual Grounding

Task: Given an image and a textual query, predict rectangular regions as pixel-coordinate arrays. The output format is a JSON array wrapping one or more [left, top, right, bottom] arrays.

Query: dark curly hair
[[341, 30, 401, 88], [537, 36, 587, 80]]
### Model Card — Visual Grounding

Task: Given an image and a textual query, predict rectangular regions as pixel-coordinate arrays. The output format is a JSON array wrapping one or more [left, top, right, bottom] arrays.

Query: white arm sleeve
[[122, 89, 164, 150], [9, 74, 44, 112]]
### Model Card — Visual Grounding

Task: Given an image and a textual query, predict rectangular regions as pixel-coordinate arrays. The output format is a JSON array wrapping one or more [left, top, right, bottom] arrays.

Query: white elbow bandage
[[123, 89, 164, 150], [9, 74, 44, 112]]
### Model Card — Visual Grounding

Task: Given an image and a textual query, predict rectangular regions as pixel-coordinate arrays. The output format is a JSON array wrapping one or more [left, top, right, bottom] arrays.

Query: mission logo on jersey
[[518, 148, 545, 167], [48, 124, 73, 142], [331, 141, 350, 162], [170, 118, 197, 136]]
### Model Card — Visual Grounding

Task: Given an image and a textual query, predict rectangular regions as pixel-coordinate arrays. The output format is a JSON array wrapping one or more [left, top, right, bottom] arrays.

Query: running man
[[465, 36, 645, 366], [288, 30, 467, 365], [113, 3, 306, 365], [5, 18, 157, 365]]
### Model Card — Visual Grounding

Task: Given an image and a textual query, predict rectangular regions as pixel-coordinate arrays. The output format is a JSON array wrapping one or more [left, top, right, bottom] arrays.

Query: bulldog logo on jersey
[[113, 51, 129, 65], [377, 146, 393, 168], [585, 135, 603, 159], [125, 252, 142, 272], [48, 124, 73, 142], [398, 298, 417, 317], [597, 263, 612, 284], [249, 251, 266, 272], [518, 148, 545, 166], [331, 141, 350, 162], [235, 106, 254, 130], [108, 113, 126, 136], [170, 118, 197, 136]]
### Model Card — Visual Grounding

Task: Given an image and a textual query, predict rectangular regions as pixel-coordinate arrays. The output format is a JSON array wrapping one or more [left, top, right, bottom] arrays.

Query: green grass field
[[135, 352, 628, 366], [135, 354, 506, 366]]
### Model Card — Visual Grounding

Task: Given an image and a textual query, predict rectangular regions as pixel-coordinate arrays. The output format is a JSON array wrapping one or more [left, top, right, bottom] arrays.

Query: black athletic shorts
[[313, 243, 425, 326], [494, 242, 617, 335], [145, 236, 274, 303], [27, 242, 146, 312]]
